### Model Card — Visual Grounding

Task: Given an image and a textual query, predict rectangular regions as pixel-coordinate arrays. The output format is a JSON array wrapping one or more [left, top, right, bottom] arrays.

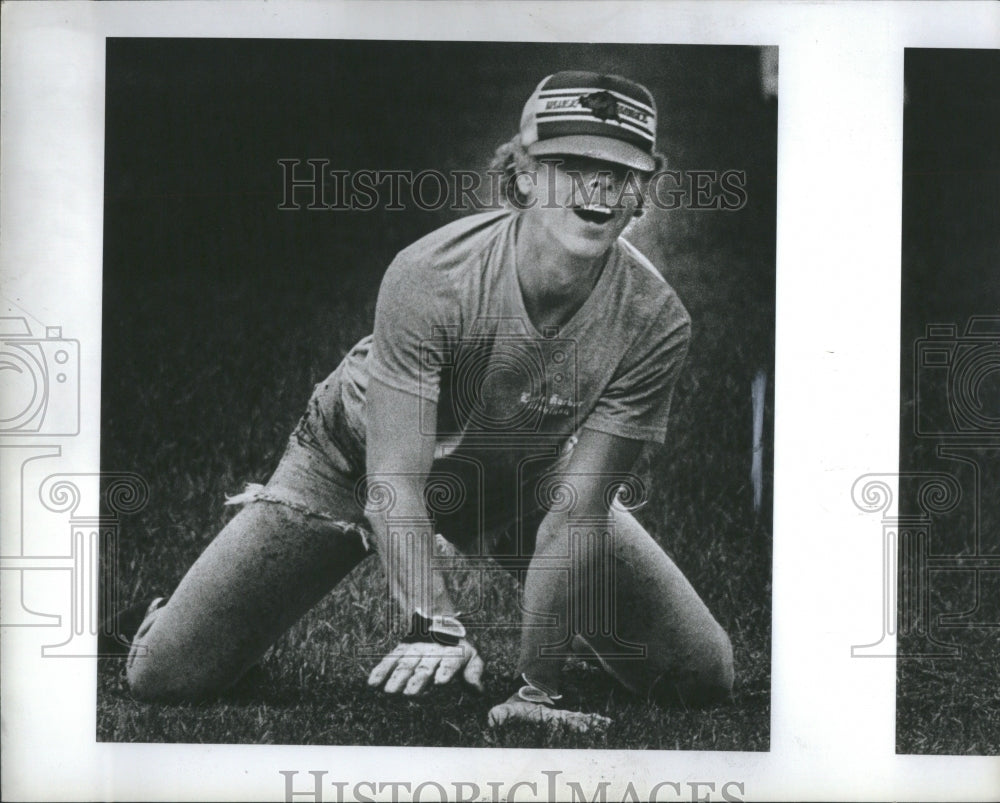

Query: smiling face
[[516, 156, 647, 261]]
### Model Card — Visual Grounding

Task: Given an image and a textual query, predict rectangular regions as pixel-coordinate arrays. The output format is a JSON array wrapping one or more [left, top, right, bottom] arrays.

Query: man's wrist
[[402, 609, 467, 645]]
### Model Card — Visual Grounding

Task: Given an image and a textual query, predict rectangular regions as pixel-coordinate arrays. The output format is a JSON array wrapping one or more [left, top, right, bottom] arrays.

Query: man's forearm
[[517, 508, 614, 691], [365, 489, 457, 620]]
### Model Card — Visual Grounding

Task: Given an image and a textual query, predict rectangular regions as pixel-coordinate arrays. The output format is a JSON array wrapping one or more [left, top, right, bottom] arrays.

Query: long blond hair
[[487, 134, 666, 213]]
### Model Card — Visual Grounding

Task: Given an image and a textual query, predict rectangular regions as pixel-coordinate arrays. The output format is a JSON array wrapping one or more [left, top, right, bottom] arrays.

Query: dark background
[[102, 39, 775, 285], [100, 39, 776, 748], [898, 48, 1000, 755]]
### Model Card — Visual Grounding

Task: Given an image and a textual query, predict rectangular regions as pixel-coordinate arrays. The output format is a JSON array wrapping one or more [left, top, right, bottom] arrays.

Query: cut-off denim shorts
[[225, 358, 374, 545], [226, 351, 580, 562]]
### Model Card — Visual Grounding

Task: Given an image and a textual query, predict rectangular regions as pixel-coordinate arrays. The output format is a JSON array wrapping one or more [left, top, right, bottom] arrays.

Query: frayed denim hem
[[224, 483, 374, 553]]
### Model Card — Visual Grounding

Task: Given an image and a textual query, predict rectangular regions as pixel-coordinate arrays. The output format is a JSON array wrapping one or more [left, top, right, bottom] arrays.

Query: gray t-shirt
[[334, 210, 690, 535]]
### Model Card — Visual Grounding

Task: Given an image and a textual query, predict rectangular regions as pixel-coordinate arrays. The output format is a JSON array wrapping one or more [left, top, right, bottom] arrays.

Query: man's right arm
[[363, 375, 456, 620], [363, 376, 483, 696]]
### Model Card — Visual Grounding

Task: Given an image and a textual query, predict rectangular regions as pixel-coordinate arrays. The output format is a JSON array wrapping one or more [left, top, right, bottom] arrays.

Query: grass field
[[97, 240, 773, 750], [97, 41, 775, 750]]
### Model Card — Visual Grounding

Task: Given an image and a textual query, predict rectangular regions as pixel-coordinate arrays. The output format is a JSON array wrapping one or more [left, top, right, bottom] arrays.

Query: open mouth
[[573, 204, 615, 225]]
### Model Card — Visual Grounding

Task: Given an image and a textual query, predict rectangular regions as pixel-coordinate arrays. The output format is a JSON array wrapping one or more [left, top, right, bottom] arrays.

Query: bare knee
[[126, 645, 233, 702], [651, 626, 735, 707], [126, 656, 178, 702], [703, 625, 735, 698], [125, 615, 239, 702]]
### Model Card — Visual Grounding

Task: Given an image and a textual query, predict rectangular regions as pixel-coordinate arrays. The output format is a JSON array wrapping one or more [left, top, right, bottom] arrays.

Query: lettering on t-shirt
[[518, 391, 582, 417]]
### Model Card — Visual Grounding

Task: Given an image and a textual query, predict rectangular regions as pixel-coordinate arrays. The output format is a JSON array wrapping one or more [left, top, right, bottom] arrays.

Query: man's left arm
[[516, 427, 645, 692]]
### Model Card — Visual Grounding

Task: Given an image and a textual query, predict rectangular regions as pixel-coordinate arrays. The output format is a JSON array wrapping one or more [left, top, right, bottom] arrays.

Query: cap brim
[[527, 135, 656, 173]]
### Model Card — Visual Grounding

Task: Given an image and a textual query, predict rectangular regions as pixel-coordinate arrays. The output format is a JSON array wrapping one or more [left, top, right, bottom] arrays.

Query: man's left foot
[[487, 675, 611, 733]]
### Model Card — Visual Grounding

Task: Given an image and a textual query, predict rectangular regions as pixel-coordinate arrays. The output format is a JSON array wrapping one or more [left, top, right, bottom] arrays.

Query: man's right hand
[[367, 636, 485, 696]]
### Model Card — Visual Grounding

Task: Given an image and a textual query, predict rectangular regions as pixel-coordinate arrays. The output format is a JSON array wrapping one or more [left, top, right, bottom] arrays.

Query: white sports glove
[[367, 612, 485, 696]]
